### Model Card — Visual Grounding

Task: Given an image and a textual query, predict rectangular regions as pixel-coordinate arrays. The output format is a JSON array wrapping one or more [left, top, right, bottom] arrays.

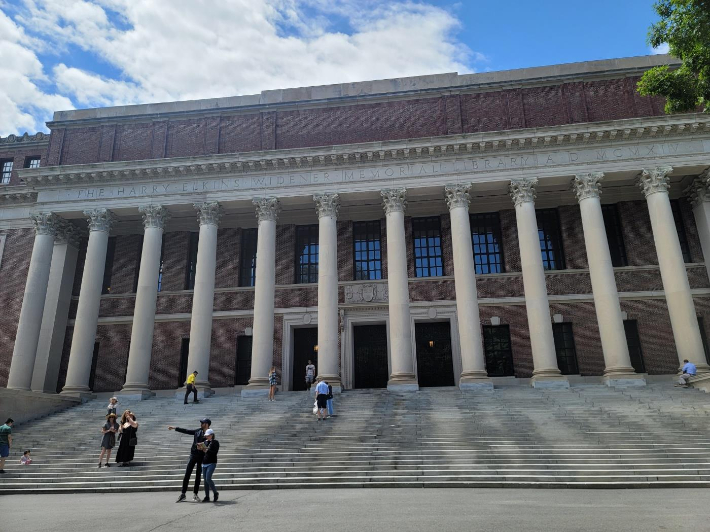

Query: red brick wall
[[0, 144, 48, 185]]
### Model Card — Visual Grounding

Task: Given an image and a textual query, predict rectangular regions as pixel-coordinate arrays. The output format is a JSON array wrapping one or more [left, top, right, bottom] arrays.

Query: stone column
[[7, 213, 59, 390], [381, 188, 418, 391], [120, 205, 169, 399], [686, 169, 710, 285], [444, 184, 493, 390], [573, 173, 645, 386], [61, 209, 117, 396], [639, 166, 709, 372], [31, 221, 81, 393], [509, 179, 568, 388], [242, 197, 280, 398], [314, 193, 342, 392], [184, 202, 222, 397]]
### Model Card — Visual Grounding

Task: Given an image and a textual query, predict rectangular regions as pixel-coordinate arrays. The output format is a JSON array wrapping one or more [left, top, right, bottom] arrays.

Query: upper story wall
[[0, 133, 49, 186], [44, 56, 673, 168]]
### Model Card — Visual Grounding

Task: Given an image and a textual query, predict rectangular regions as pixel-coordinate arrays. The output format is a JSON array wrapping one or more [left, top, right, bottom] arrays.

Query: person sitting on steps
[[676, 359, 697, 388], [184, 370, 200, 404]]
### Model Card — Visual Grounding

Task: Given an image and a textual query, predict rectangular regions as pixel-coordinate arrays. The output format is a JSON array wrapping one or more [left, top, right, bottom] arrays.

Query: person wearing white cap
[[199, 428, 220, 502]]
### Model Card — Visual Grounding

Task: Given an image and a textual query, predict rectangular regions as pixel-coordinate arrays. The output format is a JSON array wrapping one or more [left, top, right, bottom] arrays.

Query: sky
[[0, 0, 668, 136]]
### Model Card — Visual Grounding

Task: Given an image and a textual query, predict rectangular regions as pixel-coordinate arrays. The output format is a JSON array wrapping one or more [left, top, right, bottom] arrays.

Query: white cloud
[[8, 0, 481, 117], [651, 43, 670, 55], [0, 8, 72, 136]]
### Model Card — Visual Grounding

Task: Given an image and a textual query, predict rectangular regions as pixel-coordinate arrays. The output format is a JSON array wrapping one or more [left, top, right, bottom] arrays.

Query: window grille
[[239, 228, 258, 287], [353, 221, 382, 280], [412, 216, 444, 277], [296, 224, 319, 284], [536, 208, 566, 270], [470, 212, 504, 274]]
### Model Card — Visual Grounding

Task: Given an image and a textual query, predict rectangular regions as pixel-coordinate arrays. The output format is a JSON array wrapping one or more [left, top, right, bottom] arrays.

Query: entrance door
[[623, 320, 646, 373], [353, 324, 388, 388], [292, 327, 318, 391], [235, 336, 253, 386], [482, 325, 515, 376], [178, 338, 189, 387], [415, 321, 454, 387]]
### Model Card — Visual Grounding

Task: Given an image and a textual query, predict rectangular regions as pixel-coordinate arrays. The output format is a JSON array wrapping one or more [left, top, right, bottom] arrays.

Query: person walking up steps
[[169, 418, 210, 502], [0, 418, 13, 474], [315, 379, 329, 421], [326, 382, 335, 418], [305, 360, 316, 391], [200, 428, 220, 502], [184, 370, 200, 404]]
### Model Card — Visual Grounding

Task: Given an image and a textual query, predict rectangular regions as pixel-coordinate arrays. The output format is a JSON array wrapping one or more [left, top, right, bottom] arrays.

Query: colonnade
[[7, 166, 710, 397]]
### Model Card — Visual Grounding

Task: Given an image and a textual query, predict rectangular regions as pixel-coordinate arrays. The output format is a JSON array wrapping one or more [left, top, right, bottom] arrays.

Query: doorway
[[292, 327, 318, 391], [482, 325, 515, 376], [353, 324, 388, 388], [235, 336, 253, 386], [415, 321, 455, 387], [623, 320, 646, 373]]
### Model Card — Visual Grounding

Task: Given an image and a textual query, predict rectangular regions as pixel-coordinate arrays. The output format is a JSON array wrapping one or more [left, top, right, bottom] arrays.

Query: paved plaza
[[0, 488, 706, 532]]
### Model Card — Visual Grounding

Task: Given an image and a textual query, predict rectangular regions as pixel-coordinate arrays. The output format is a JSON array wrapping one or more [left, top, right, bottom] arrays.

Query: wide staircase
[[2, 383, 710, 493]]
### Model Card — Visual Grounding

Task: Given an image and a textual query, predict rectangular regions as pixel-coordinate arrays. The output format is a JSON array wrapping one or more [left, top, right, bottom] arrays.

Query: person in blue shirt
[[314, 380, 329, 421], [677, 359, 697, 387]]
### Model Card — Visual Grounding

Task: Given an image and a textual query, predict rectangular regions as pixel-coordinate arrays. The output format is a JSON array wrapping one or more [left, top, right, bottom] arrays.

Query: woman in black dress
[[115, 410, 138, 467]]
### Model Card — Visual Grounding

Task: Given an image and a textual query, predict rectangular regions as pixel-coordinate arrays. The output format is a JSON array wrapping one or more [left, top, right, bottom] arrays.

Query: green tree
[[637, 0, 710, 113]]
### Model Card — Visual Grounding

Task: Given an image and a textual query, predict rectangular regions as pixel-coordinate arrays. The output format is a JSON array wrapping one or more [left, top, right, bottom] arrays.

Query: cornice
[[0, 186, 38, 205], [0, 131, 49, 148], [19, 113, 710, 189]]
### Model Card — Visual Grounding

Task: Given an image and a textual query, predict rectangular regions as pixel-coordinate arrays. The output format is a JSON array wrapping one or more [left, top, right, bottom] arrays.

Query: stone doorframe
[[340, 308, 391, 390], [281, 311, 319, 392], [410, 305, 463, 386]]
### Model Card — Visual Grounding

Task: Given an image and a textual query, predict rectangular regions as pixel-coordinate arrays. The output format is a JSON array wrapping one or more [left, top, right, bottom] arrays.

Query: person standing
[[314, 379, 329, 421], [98, 413, 119, 467], [677, 359, 698, 387], [326, 382, 335, 418], [0, 418, 13, 474], [200, 428, 220, 502], [184, 370, 200, 404], [115, 410, 138, 467], [169, 417, 210, 502], [305, 360, 316, 391], [268, 366, 278, 401]]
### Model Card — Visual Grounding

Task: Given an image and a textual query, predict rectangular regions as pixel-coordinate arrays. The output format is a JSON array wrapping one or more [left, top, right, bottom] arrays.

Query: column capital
[[253, 197, 280, 223], [30, 212, 59, 236], [381, 188, 407, 214], [313, 193, 340, 219], [572, 172, 604, 202], [509, 178, 537, 207], [444, 183, 471, 210], [83, 208, 117, 233], [139, 204, 170, 230], [194, 202, 222, 227], [638, 166, 673, 197], [54, 219, 83, 248], [685, 168, 710, 208]]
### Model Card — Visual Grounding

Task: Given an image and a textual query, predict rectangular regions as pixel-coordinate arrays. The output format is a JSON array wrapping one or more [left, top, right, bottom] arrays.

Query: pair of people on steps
[[169, 417, 220, 502]]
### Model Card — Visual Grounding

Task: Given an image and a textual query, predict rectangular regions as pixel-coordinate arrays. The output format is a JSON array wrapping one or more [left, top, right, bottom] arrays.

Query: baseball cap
[[200, 418, 211, 425], [204, 429, 215, 436]]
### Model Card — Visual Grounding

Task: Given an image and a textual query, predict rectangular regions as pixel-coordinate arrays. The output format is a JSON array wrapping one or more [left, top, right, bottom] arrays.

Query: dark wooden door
[[353, 324, 388, 389], [235, 336, 253, 386], [482, 325, 515, 377], [178, 338, 190, 387], [415, 322, 455, 387], [292, 327, 318, 391], [623, 321, 646, 373]]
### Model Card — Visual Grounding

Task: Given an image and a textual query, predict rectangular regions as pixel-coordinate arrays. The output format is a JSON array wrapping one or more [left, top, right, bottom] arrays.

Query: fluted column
[[445, 184, 493, 390], [573, 174, 645, 386], [381, 188, 418, 391], [7, 213, 59, 390], [639, 166, 709, 372], [120, 205, 169, 399], [686, 169, 710, 286], [184, 202, 222, 397], [314, 193, 342, 392], [32, 221, 81, 393], [509, 179, 568, 388], [62, 209, 117, 396], [242, 197, 279, 397]]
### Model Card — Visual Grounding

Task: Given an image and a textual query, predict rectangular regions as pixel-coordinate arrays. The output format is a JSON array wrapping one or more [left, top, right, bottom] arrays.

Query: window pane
[[353, 221, 382, 280], [239, 228, 258, 287], [24, 156, 41, 169], [296, 225, 319, 283], [601, 204, 628, 267], [470, 212, 504, 274], [536, 208, 566, 271], [412, 216, 444, 277], [1, 160, 13, 184]]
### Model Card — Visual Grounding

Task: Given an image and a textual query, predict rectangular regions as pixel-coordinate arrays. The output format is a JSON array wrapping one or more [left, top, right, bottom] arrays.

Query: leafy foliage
[[637, 0, 710, 113]]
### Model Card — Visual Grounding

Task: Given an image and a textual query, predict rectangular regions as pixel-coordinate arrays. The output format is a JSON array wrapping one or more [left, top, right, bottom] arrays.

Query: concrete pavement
[[0, 488, 707, 532]]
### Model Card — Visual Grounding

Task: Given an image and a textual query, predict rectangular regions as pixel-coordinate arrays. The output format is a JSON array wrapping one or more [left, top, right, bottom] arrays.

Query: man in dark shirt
[[168, 417, 211, 502]]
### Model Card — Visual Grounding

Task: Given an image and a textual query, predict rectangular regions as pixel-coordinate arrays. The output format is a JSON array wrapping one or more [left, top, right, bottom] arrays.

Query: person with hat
[[98, 412, 119, 467], [184, 370, 200, 404], [168, 418, 211, 502], [199, 428, 220, 502]]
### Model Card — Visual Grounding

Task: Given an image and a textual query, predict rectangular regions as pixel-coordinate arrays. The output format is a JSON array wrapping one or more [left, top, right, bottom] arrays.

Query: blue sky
[[0, 0, 665, 136]]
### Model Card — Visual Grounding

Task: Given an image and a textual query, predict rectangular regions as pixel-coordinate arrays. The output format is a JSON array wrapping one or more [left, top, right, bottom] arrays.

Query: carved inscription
[[344, 283, 388, 304]]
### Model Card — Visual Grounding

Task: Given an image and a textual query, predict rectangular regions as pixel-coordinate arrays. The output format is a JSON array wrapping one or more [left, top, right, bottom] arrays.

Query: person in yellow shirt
[[184, 371, 200, 404]]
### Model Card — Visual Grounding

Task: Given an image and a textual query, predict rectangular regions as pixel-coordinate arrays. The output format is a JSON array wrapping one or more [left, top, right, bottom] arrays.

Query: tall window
[[184, 232, 199, 290], [24, 156, 40, 169], [101, 237, 117, 294], [296, 224, 319, 284], [552, 322, 579, 375], [239, 228, 258, 287], [133, 236, 144, 293], [0, 160, 13, 184], [471, 212, 504, 274], [412, 216, 444, 277], [157, 241, 165, 292], [536, 208, 566, 270], [601, 204, 628, 267], [670, 200, 692, 263], [353, 221, 382, 280], [482, 325, 515, 376], [623, 320, 646, 373]]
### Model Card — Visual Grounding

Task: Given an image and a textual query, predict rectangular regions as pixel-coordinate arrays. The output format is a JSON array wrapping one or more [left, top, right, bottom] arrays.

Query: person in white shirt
[[305, 360, 316, 391], [314, 380, 329, 420], [677, 359, 697, 387]]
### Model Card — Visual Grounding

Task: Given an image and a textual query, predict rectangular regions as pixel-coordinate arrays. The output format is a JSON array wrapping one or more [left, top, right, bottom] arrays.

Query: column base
[[116, 386, 155, 401], [602, 367, 646, 387], [694, 363, 710, 375], [241, 385, 269, 398], [387, 373, 418, 392], [530, 371, 570, 389], [459, 371, 494, 391], [60, 386, 97, 401]]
